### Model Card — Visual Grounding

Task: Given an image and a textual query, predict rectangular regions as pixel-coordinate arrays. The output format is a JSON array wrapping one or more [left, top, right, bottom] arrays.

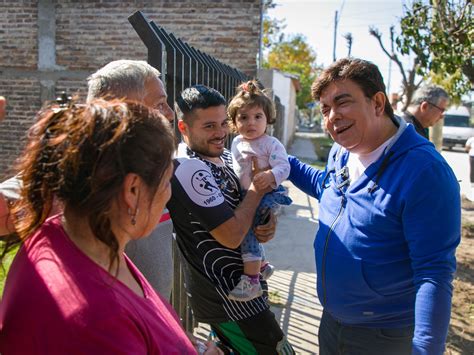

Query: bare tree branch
[[370, 26, 424, 109], [369, 26, 409, 88], [343, 32, 353, 56]]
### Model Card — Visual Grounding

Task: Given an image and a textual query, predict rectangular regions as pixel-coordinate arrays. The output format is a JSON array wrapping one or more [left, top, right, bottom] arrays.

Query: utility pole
[[332, 1, 346, 62], [258, 0, 265, 69], [332, 10, 338, 62]]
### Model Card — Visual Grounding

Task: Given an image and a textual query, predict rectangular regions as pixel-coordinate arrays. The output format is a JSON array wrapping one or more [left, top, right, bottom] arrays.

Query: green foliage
[[268, 290, 286, 307], [264, 34, 321, 108], [398, 0, 473, 101], [0, 245, 18, 297], [262, 17, 285, 49], [429, 68, 467, 105], [262, 0, 284, 49], [261, 1, 320, 109], [310, 135, 333, 163]]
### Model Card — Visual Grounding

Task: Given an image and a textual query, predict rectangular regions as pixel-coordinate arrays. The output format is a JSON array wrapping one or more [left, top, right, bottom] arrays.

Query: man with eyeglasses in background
[[402, 85, 449, 139]]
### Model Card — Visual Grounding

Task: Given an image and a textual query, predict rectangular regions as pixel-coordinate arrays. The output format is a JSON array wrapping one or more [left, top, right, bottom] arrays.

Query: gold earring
[[128, 207, 137, 226]]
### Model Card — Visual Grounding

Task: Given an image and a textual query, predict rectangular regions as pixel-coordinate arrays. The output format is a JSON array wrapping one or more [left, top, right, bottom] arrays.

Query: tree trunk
[[428, 0, 444, 152], [430, 118, 444, 152], [401, 86, 415, 111]]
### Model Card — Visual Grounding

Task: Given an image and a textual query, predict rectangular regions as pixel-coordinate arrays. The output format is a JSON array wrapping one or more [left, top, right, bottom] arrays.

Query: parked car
[[442, 106, 473, 150]]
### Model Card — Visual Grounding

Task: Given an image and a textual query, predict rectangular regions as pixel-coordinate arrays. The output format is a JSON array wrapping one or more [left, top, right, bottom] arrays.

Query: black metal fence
[[128, 10, 250, 332], [129, 11, 249, 140]]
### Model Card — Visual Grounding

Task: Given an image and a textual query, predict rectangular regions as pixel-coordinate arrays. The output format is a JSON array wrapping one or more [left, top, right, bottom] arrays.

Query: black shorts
[[210, 309, 294, 355]]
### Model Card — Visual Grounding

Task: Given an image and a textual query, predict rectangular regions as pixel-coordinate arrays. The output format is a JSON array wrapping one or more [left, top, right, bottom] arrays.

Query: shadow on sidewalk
[[264, 180, 321, 353], [268, 270, 320, 353]]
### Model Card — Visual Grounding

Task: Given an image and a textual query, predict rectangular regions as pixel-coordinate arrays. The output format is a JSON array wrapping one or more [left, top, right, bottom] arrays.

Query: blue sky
[[267, 0, 413, 95]]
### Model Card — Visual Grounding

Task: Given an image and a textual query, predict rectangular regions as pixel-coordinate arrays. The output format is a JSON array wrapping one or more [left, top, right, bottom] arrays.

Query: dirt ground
[[446, 198, 474, 354]]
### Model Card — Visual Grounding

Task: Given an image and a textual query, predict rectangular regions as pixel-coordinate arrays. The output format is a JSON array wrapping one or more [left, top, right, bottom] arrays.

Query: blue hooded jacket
[[288, 123, 460, 354]]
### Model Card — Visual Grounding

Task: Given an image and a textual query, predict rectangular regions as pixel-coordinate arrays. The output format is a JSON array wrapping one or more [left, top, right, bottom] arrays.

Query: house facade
[[0, 0, 263, 176]]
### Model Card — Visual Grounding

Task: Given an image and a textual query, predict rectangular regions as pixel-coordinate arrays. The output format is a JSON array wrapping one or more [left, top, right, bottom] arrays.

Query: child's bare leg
[[243, 260, 261, 277]]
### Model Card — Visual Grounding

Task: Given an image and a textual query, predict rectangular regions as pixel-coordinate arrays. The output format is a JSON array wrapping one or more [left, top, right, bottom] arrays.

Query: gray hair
[[86, 60, 161, 102], [411, 85, 449, 106]]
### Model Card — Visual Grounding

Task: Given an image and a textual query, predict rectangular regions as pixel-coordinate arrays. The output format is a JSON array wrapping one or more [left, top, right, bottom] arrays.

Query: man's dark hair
[[312, 58, 394, 119], [175, 85, 226, 122]]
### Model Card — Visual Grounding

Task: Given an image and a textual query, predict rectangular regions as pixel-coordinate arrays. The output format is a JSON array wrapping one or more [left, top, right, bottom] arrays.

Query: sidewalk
[[194, 133, 322, 354], [265, 132, 322, 353], [264, 178, 321, 354]]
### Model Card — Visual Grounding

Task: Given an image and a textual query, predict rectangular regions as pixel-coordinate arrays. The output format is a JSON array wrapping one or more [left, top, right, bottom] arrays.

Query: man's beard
[[189, 141, 223, 158]]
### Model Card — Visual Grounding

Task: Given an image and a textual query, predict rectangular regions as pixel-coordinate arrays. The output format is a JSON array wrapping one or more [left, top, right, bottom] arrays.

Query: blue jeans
[[241, 186, 292, 262], [318, 310, 413, 355]]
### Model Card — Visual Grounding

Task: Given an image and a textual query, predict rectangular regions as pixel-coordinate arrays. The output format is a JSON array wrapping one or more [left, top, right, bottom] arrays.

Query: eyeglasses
[[427, 101, 446, 114]]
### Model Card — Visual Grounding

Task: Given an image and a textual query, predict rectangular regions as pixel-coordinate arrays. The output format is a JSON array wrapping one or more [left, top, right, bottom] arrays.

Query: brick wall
[[0, 0, 262, 177], [0, 77, 42, 176], [0, 1, 39, 69]]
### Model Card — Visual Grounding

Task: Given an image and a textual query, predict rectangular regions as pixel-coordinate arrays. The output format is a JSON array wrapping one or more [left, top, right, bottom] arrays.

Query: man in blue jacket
[[288, 58, 460, 354]]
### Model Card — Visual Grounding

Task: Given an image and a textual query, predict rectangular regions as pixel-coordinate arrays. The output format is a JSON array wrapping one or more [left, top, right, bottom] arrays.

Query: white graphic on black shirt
[[192, 170, 219, 195], [175, 159, 224, 208]]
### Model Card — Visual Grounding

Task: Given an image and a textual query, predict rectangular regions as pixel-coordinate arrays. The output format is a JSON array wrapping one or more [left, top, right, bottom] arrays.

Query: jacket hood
[[387, 115, 434, 160]]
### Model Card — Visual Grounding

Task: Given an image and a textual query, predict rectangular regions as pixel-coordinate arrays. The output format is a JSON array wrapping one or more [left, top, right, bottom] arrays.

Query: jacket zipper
[[321, 193, 347, 307]]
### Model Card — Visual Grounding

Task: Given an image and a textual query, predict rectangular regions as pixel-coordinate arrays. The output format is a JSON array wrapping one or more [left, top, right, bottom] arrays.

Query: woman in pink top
[[0, 100, 220, 354]]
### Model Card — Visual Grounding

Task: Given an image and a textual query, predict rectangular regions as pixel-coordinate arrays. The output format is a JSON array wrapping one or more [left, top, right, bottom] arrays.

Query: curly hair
[[3, 99, 175, 270], [227, 80, 276, 133]]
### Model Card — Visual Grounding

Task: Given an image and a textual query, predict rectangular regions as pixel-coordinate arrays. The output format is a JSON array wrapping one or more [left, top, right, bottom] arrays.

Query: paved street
[[441, 147, 470, 198]]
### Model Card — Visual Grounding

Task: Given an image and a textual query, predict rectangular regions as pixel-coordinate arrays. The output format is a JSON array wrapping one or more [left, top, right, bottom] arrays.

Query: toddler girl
[[227, 80, 292, 301]]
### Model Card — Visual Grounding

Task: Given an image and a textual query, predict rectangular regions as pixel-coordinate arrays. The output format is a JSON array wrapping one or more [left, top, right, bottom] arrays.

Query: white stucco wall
[[257, 68, 298, 147]]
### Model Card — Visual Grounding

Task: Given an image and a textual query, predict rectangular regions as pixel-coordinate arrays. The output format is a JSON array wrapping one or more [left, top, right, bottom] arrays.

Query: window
[[444, 115, 470, 128]]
